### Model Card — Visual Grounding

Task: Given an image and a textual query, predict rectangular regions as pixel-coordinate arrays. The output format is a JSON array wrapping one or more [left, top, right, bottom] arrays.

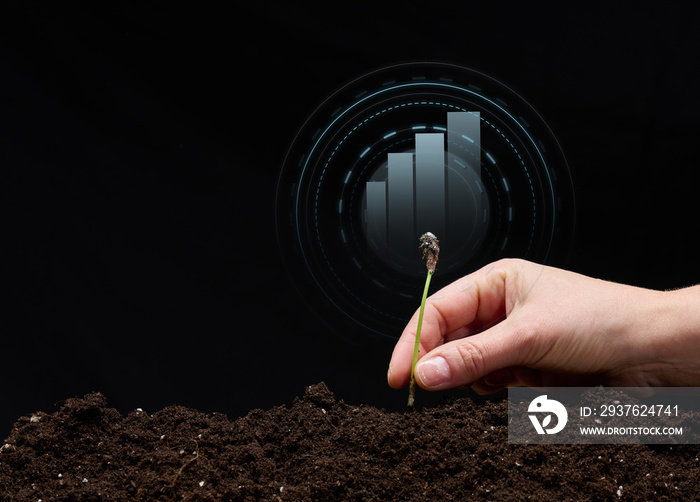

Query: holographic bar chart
[[365, 111, 482, 265]]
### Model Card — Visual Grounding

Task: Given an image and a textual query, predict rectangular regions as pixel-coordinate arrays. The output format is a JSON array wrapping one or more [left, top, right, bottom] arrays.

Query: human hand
[[387, 259, 700, 394]]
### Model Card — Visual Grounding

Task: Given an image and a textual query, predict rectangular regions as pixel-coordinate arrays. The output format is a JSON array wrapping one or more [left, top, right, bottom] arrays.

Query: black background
[[2, 2, 699, 438]]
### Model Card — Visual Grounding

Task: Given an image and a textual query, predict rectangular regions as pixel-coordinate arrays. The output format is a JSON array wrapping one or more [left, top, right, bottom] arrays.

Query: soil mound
[[1, 383, 697, 500]]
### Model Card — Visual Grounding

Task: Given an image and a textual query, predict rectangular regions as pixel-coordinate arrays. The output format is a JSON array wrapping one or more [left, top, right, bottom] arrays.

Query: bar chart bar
[[415, 133, 446, 240], [387, 152, 415, 260], [447, 111, 482, 249], [448, 111, 480, 174], [365, 181, 387, 256]]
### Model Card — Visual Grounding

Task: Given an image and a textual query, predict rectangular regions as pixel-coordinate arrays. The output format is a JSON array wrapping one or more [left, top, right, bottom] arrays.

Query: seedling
[[407, 232, 440, 409]]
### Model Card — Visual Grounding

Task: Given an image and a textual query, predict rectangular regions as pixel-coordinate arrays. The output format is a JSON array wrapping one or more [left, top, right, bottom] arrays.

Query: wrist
[[630, 285, 700, 386]]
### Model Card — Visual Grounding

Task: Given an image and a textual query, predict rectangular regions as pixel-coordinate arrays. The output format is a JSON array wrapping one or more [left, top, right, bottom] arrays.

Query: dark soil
[[1, 383, 698, 501]]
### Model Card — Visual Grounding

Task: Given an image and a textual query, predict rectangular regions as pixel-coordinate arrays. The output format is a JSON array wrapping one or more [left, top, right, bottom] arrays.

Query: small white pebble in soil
[[30, 415, 41, 423], [280, 486, 284, 493], [199, 481, 205, 487], [617, 486, 623, 498], [82, 478, 88, 483], [160, 435, 165, 440], [136, 408, 143, 412]]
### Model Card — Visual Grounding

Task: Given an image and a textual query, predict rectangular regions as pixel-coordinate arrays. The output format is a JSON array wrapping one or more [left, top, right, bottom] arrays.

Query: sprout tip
[[419, 232, 440, 275]]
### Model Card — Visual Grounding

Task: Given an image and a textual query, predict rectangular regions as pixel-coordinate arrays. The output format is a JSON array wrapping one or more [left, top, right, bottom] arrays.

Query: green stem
[[407, 269, 433, 408]]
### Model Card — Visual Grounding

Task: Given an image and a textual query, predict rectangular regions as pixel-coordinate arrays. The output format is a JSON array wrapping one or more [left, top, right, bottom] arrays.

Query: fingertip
[[470, 369, 513, 395], [387, 364, 395, 387], [415, 356, 452, 390], [386, 363, 405, 389], [483, 368, 512, 387]]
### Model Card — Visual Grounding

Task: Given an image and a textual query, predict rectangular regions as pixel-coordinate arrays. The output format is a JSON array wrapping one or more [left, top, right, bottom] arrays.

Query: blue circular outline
[[295, 82, 555, 300]]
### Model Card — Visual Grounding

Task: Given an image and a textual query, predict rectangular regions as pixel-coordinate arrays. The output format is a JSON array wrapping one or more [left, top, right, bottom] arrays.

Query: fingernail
[[417, 356, 451, 388], [483, 368, 511, 387]]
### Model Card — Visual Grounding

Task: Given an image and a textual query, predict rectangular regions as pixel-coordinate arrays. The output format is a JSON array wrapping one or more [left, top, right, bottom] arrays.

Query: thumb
[[414, 318, 529, 390]]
